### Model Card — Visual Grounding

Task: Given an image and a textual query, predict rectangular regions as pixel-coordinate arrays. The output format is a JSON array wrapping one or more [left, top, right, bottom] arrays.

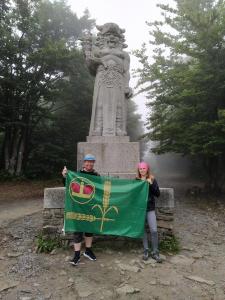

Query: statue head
[[96, 23, 125, 37], [96, 23, 127, 49]]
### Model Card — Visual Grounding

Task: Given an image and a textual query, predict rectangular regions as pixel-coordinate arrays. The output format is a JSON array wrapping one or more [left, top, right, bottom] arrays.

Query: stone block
[[156, 213, 174, 221], [54, 209, 64, 218], [157, 219, 174, 230], [50, 219, 63, 226], [156, 188, 174, 208], [158, 229, 173, 239], [43, 210, 53, 219], [86, 136, 130, 143], [157, 207, 174, 214], [42, 225, 58, 234], [44, 187, 65, 209], [77, 141, 140, 179]]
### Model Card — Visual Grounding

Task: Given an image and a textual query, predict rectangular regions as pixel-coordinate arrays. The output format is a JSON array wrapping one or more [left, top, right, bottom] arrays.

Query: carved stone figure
[[82, 23, 132, 136]]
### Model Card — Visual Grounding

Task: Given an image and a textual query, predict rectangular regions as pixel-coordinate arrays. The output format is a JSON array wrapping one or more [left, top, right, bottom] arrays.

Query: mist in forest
[[143, 143, 191, 186]]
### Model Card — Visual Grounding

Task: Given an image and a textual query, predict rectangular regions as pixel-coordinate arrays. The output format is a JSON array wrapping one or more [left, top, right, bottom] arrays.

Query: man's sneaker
[[151, 252, 162, 263], [69, 256, 80, 266], [83, 248, 96, 261], [142, 249, 149, 261]]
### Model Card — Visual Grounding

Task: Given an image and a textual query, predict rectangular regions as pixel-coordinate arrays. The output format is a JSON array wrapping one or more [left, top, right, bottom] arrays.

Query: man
[[62, 154, 99, 266]]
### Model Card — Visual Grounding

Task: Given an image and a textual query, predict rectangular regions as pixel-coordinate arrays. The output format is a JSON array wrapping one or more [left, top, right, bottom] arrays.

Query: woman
[[137, 162, 162, 263]]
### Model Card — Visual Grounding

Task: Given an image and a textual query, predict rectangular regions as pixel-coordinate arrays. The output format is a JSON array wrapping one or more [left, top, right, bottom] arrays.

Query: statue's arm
[[123, 52, 132, 98], [86, 52, 102, 66], [85, 48, 106, 76], [81, 35, 103, 75]]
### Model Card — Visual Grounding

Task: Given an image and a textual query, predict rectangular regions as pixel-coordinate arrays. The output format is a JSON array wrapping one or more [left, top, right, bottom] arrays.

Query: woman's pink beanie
[[138, 162, 149, 170]]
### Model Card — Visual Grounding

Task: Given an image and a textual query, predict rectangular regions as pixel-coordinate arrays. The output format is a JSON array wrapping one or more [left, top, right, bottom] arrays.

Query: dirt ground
[[0, 179, 225, 300]]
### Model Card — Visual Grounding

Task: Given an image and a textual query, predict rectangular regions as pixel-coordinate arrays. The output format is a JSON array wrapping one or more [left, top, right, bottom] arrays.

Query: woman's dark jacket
[[147, 179, 160, 211], [136, 178, 160, 211]]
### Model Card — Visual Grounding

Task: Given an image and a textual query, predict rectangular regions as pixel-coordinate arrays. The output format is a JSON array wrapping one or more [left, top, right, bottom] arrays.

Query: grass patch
[[159, 235, 180, 254], [36, 234, 62, 253]]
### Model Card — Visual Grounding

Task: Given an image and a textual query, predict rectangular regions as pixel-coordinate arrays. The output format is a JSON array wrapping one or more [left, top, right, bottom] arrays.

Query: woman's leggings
[[143, 210, 159, 253]]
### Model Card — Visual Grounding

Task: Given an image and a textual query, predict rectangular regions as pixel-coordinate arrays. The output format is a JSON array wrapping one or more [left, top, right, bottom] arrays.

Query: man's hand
[[62, 166, 67, 178]]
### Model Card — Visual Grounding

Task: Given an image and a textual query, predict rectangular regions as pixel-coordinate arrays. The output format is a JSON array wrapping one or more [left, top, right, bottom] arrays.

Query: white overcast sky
[[67, 0, 170, 124]]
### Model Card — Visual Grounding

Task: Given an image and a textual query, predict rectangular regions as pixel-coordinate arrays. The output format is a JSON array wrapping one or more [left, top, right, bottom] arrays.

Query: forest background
[[0, 0, 225, 194]]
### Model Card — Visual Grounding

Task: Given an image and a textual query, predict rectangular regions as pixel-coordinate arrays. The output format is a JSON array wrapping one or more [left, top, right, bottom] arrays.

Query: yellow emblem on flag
[[69, 176, 95, 204]]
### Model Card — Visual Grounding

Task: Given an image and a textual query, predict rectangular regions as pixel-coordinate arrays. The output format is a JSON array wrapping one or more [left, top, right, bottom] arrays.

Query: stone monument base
[[77, 136, 139, 179], [42, 187, 175, 241]]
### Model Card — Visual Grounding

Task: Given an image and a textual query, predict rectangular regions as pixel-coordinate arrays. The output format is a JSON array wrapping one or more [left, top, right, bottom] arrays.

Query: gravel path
[[0, 198, 42, 227]]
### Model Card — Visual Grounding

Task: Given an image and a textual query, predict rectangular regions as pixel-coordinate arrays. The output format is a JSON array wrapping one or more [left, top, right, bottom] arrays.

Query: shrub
[[36, 234, 61, 253], [159, 235, 180, 254]]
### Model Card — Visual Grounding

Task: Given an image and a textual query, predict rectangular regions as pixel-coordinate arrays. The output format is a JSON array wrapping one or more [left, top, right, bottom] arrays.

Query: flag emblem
[[69, 176, 95, 204]]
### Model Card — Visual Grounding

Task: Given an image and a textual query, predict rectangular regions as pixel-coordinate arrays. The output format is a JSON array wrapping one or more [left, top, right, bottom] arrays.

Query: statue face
[[105, 33, 119, 48]]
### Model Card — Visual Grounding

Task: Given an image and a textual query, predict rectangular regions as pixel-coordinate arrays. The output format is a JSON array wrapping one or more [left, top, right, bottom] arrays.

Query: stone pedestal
[[77, 136, 140, 179], [42, 187, 175, 240], [156, 188, 174, 239], [42, 187, 65, 235]]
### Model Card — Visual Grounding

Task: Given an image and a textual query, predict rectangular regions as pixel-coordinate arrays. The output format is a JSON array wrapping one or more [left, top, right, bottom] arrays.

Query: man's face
[[83, 160, 95, 172]]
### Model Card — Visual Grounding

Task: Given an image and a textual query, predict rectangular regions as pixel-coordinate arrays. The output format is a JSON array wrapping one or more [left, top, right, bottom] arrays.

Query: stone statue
[[82, 23, 132, 136]]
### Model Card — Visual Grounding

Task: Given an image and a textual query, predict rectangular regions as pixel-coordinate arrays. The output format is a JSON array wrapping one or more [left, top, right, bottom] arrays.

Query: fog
[[143, 143, 191, 185]]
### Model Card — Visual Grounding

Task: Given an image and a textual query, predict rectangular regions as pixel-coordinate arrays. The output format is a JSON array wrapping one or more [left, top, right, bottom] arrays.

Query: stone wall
[[43, 187, 65, 236], [77, 136, 140, 179], [42, 187, 174, 240], [156, 188, 174, 239]]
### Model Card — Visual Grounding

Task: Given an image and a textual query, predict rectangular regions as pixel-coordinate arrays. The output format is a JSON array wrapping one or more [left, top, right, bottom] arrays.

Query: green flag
[[64, 171, 149, 238]]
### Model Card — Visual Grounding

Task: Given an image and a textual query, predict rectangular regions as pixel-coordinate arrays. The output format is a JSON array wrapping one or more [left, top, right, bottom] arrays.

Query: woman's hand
[[62, 166, 67, 178], [147, 175, 155, 184]]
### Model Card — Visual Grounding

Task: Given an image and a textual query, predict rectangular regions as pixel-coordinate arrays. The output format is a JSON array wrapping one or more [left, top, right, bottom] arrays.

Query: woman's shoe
[[142, 249, 149, 261], [151, 252, 162, 263]]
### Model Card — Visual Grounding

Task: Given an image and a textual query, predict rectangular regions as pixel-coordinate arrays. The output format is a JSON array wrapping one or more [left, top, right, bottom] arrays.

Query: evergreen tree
[[26, 51, 94, 178], [0, 0, 94, 176], [135, 0, 225, 193], [127, 99, 146, 158]]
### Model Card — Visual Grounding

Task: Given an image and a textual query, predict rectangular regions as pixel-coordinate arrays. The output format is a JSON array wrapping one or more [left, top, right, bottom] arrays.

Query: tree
[[0, 0, 94, 176], [127, 99, 146, 158], [25, 51, 94, 178], [135, 0, 225, 193]]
